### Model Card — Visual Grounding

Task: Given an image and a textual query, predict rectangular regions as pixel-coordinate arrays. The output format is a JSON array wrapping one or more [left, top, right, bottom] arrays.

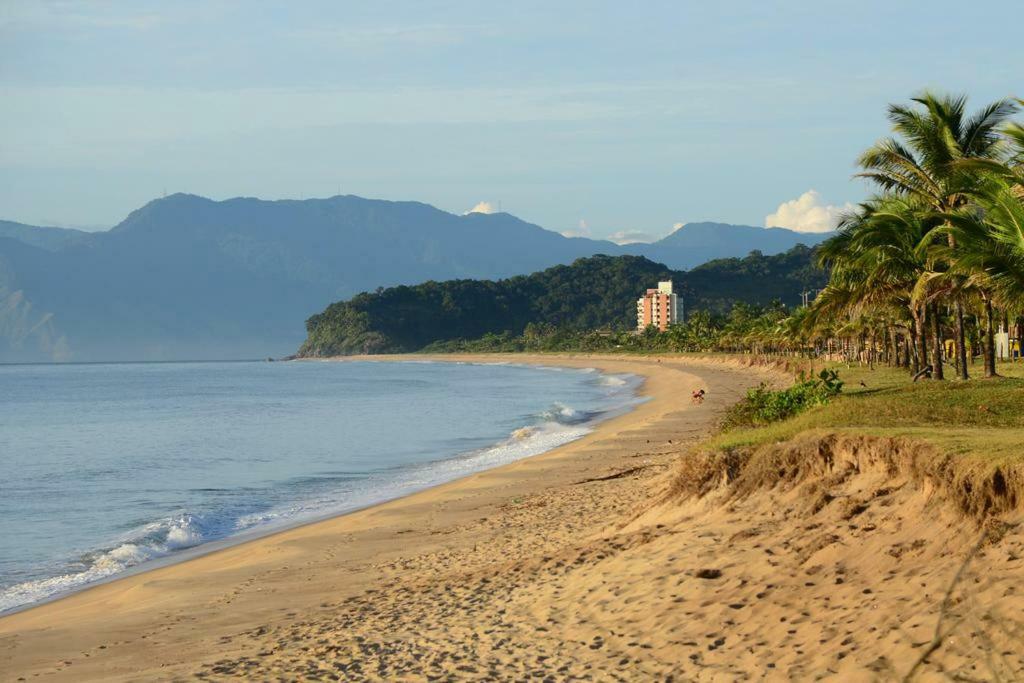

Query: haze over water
[[0, 360, 641, 613]]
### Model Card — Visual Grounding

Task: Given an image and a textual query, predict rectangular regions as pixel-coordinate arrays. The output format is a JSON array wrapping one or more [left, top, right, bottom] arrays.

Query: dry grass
[[674, 432, 1024, 521]]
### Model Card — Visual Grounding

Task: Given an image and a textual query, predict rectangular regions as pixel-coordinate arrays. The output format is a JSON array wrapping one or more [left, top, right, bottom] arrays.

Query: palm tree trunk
[[912, 309, 926, 375], [1007, 320, 1013, 362], [954, 302, 969, 380], [1011, 317, 1019, 362], [931, 303, 944, 380], [981, 317, 992, 374], [984, 298, 998, 378]]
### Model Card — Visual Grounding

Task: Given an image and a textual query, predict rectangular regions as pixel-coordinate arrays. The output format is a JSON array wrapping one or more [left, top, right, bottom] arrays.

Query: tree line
[[802, 92, 1024, 378], [423, 302, 797, 354]]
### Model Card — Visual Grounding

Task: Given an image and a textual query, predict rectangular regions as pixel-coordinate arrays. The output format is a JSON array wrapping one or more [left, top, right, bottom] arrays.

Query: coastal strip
[[0, 354, 766, 680]]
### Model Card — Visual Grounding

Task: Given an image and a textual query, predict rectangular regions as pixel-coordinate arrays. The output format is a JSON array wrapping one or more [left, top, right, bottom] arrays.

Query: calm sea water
[[0, 359, 641, 613]]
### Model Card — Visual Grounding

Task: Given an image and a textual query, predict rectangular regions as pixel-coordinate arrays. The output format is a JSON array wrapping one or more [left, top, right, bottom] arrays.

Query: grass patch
[[708, 360, 1024, 467]]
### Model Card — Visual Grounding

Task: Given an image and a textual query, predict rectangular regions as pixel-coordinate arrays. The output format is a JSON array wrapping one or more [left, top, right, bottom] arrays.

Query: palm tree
[[955, 101, 1024, 200], [936, 176, 1024, 376], [814, 196, 934, 373], [858, 92, 1019, 379]]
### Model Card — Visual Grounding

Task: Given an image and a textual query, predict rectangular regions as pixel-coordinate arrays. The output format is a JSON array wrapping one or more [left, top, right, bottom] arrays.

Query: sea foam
[[0, 514, 210, 613]]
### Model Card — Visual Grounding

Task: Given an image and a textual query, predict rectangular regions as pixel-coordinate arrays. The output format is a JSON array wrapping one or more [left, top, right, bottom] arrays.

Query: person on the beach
[[691, 388, 705, 404]]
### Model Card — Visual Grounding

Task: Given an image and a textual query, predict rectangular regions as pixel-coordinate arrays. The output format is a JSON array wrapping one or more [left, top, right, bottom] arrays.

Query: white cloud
[[607, 229, 660, 245], [765, 190, 852, 233], [465, 201, 497, 215]]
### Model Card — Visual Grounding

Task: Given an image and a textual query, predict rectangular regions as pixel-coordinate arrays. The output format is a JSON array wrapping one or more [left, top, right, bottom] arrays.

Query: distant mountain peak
[[646, 220, 832, 247], [147, 192, 214, 208]]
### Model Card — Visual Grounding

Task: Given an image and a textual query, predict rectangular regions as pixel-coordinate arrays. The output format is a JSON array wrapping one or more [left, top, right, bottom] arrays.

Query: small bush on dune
[[722, 369, 843, 429]]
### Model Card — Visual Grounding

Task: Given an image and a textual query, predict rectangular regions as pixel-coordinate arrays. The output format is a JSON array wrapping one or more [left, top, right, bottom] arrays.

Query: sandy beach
[[2, 354, 1022, 681]]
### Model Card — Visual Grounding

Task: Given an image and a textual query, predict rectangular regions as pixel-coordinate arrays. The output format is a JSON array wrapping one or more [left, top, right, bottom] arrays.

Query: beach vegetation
[[708, 362, 1024, 465], [721, 369, 843, 429]]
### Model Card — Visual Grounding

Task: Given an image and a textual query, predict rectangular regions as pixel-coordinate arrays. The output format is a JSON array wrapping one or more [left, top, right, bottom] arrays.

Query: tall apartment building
[[636, 281, 680, 332]]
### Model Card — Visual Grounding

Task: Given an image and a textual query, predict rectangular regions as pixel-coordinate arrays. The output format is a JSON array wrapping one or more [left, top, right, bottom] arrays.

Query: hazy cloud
[[608, 222, 684, 244], [607, 229, 660, 245], [0, 2, 177, 31], [765, 190, 851, 233], [293, 23, 483, 50], [560, 218, 591, 238]]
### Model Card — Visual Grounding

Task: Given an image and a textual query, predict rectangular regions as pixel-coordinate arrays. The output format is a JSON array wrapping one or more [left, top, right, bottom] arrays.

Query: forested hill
[[683, 245, 827, 312], [298, 245, 826, 356]]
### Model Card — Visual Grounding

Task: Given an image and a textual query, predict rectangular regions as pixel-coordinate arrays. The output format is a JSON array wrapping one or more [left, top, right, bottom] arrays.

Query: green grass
[[709, 359, 1024, 466]]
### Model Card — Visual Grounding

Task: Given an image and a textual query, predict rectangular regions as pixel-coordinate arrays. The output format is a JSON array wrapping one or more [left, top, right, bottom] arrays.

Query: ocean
[[0, 359, 642, 613]]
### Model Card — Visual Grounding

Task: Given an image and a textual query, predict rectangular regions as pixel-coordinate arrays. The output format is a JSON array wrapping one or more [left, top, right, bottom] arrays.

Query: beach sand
[[1, 354, 1021, 681]]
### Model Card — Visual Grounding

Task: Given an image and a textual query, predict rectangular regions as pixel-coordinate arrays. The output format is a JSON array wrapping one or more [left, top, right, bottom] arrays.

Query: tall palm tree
[[936, 176, 1024, 376], [858, 92, 1019, 379]]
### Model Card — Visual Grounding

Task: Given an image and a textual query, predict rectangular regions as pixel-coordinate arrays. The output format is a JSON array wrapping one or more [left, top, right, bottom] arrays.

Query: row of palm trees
[[800, 92, 1024, 379]]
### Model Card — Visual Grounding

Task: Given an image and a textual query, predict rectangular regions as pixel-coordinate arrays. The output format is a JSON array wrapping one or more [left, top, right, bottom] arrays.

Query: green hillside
[[298, 246, 826, 356], [684, 244, 827, 312]]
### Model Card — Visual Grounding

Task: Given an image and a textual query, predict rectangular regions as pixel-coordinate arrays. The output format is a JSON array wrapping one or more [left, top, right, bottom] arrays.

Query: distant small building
[[636, 281, 680, 332], [996, 329, 1014, 359]]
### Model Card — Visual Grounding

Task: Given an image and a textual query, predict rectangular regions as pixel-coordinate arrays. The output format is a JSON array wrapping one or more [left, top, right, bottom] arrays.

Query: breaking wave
[[0, 514, 212, 613]]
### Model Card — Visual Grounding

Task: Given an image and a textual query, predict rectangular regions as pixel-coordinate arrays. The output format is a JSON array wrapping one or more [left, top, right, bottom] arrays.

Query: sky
[[1, 1, 1022, 241]]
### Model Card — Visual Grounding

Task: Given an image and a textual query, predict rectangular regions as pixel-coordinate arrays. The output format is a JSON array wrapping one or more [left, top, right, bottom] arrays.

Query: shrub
[[722, 369, 843, 429]]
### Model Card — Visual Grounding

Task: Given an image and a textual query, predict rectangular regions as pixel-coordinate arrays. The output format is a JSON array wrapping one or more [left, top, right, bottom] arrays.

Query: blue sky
[[1, 1, 1022, 241]]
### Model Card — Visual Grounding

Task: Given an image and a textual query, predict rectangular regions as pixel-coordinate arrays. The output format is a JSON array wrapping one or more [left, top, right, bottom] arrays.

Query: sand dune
[[1, 354, 1021, 681]]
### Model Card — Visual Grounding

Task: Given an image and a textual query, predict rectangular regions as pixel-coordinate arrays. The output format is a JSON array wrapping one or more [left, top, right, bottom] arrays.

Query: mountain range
[[0, 194, 831, 362]]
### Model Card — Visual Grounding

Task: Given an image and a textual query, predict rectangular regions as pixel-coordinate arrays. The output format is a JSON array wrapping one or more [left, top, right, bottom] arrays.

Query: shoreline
[[0, 355, 645, 618], [5, 355, 1020, 679], [0, 353, 764, 680]]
